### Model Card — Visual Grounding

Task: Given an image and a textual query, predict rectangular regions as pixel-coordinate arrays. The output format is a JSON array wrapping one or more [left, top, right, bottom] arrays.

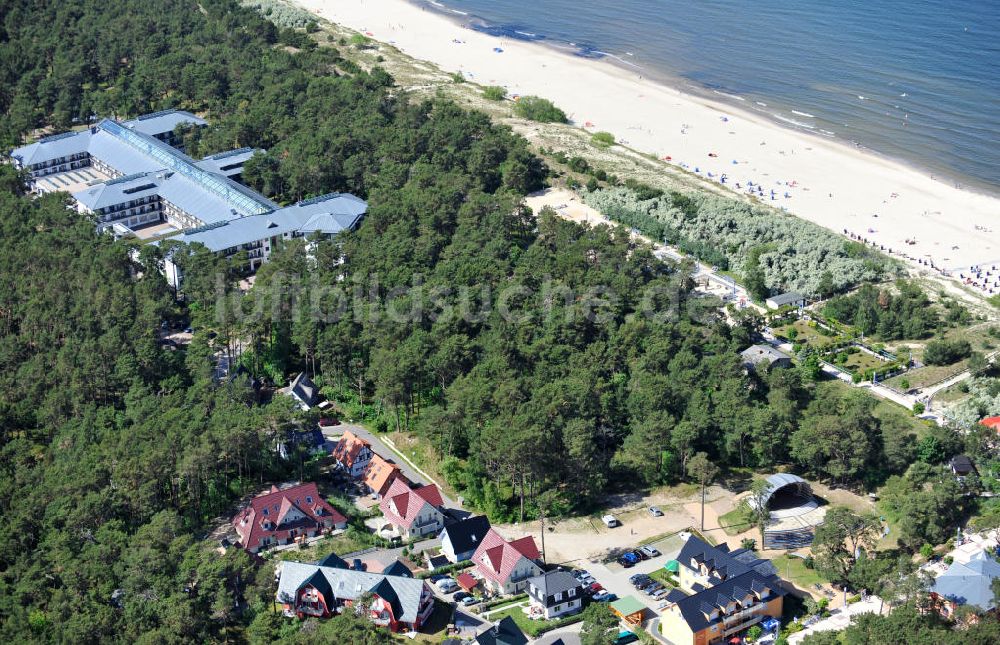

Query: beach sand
[[295, 0, 1000, 283]]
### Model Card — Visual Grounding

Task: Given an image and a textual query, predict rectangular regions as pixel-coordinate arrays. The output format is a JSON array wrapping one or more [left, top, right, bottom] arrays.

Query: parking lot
[[577, 532, 688, 618]]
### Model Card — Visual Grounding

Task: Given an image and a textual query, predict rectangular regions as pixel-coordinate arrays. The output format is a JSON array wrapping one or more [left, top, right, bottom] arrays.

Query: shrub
[[483, 85, 507, 101], [591, 131, 615, 148], [349, 33, 371, 48], [923, 339, 972, 366], [513, 96, 568, 123], [451, 72, 465, 83], [913, 401, 925, 415], [920, 543, 934, 559]]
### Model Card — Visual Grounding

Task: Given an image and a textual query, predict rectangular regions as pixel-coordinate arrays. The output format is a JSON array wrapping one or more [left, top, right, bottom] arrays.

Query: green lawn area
[[488, 605, 560, 637], [932, 380, 972, 405], [774, 319, 844, 351], [883, 361, 967, 390], [386, 431, 461, 500], [275, 530, 371, 562], [718, 504, 754, 536], [771, 555, 827, 592], [396, 600, 453, 643], [649, 568, 679, 588]]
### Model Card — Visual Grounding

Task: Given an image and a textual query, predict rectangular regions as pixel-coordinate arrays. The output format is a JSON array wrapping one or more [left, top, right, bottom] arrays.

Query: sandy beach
[[296, 0, 1000, 286]]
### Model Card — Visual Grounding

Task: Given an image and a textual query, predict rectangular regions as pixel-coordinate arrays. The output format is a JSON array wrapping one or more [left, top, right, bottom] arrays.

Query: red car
[[589, 582, 604, 593]]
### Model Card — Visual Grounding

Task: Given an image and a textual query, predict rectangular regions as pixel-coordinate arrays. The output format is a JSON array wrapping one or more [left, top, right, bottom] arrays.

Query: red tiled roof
[[980, 416, 1000, 430], [472, 528, 540, 586], [456, 572, 478, 592], [379, 479, 443, 529], [233, 482, 346, 551], [331, 430, 372, 470], [363, 454, 409, 496]]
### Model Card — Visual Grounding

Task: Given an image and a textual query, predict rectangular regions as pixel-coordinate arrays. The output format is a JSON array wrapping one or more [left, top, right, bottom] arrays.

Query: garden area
[[718, 504, 754, 536], [487, 605, 570, 638], [771, 554, 827, 595], [772, 318, 843, 352]]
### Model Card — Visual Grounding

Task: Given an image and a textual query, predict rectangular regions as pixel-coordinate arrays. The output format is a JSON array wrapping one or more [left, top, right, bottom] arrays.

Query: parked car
[[593, 591, 617, 603], [429, 574, 450, 583], [602, 514, 619, 528], [458, 594, 477, 606], [617, 554, 637, 568], [629, 573, 650, 585], [648, 506, 663, 517], [318, 417, 339, 427], [640, 545, 661, 558], [435, 579, 458, 592], [589, 582, 604, 594], [631, 549, 649, 561], [613, 631, 639, 645]]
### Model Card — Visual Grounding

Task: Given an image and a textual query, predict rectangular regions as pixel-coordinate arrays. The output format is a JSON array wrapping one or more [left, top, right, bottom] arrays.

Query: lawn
[[774, 319, 843, 351], [648, 568, 679, 588], [488, 605, 561, 637], [385, 431, 461, 500], [276, 530, 371, 562], [718, 504, 754, 536], [883, 361, 968, 390], [396, 599, 453, 643], [771, 554, 827, 594]]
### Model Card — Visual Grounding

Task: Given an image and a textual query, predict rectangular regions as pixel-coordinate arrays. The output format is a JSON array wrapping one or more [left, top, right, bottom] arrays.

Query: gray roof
[[121, 109, 207, 138], [767, 292, 805, 306], [10, 130, 92, 166], [277, 560, 429, 623], [12, 110, 204, 168], [165, 193, 366, 251], [289, 372, 321, 408], [196, 147, 259, 178], [674, 536, 785, 633], [475, 616, 528, 645], [931, 551, 1000, 611], [441, 515, 492, 556], [748, 474, 811, 511], [741, 344, 791, 366], [74, 172, 162, 210], [527, 570, 581, 598]]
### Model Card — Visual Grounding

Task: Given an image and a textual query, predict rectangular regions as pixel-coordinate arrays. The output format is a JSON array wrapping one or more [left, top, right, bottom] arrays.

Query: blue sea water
[[418, 0, 1000, 193]]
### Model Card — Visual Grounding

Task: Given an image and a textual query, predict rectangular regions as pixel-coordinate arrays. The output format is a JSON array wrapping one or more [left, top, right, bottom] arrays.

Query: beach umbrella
[[665, 560, 680, 573]]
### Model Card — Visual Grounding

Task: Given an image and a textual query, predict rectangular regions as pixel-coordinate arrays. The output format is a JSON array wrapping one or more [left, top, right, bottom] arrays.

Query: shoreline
[[294, 0, 1000, 285], [420, 0, 1000, 201]]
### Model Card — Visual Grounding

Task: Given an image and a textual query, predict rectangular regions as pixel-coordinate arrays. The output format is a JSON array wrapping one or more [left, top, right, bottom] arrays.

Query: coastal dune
[[295, 0, 1000, 282]]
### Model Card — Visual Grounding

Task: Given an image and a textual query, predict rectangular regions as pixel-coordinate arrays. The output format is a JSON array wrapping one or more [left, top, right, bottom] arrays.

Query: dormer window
[[262, 508, 269, 516], [306, 496, 313, 504]]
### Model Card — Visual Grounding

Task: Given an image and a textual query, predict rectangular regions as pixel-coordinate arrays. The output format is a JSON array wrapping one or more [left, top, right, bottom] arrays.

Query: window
[[306, 496, 313, 504], [262, 508, 269, 516]]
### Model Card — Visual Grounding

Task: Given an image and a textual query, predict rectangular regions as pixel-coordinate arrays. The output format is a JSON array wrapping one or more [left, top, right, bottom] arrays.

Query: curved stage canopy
[[748, 473, 812, 511]]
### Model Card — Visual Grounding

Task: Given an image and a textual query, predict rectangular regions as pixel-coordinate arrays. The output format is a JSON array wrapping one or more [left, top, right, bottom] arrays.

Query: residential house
[[277, 427, 328, 460], [474, 616, 529, 645], [950, 455, 978, 479], [658, 536, 786, 645], [379, 479, 446, 540], [929, 550, 1000, 616], [765, 292, 806, 310], [283, 372, 322, 410], [363, 454, 409, 498], [440, 515, 492, 563], [276, 560, 435, 632], [526, 570, 584, 619], [472, 528, 543, 596], [740, 344, 793, 372], [331, 430, 375, 478], [233, 483, 347, 553]]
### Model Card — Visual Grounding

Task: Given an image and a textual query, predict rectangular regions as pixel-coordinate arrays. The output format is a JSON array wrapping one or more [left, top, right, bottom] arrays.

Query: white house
[[440, 515, 491, 563], [526, 571, 584, 619], [472, 528, 543, 596]]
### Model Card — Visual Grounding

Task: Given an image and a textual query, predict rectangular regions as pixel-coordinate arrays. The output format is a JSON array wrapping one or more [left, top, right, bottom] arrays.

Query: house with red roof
[[233, 483, 347, 553], [378, 479, 445, 540], [331, 430, 374, 478], [472, 528, 543, 596], [363, 453, 410, 499]]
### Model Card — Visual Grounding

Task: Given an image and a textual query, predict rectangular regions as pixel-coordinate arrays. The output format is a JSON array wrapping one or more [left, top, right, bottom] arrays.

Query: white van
[[602, 514, 619, 528]]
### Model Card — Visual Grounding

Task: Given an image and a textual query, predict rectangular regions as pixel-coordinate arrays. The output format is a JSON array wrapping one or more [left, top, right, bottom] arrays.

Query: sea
[[417, 0, 1000, 195]]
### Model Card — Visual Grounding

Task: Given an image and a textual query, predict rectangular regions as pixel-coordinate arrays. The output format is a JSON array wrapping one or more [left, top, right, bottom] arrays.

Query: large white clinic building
[[10, 110, 366, 283]]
